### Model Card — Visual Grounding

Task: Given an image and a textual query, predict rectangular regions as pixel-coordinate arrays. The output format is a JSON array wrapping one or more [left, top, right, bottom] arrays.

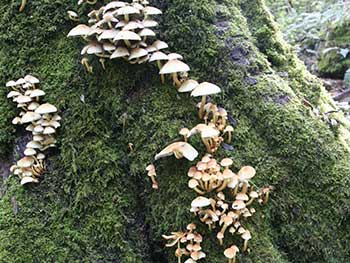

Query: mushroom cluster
[[5, 76, 61, 185], [162, 223, 206, 263], [68, 0, 168, 72], [68, 2, 272, 261]]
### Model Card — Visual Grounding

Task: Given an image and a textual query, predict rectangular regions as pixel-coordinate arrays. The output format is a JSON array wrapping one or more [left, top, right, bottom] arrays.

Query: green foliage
[[0, 0, 349, 263]]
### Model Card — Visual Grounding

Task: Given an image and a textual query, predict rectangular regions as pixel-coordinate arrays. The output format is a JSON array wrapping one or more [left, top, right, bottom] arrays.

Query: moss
[[318, 49, 350, 79], [0, 0, 349, 263]]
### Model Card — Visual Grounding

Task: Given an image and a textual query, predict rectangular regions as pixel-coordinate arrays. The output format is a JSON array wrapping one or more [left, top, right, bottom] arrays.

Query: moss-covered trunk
[[0, 0, 349, 262]]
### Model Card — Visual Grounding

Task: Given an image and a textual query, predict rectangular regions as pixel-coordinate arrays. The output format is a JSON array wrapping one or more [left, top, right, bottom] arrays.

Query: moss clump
[[0, 0, 349, 263], [318, 49, 350, 79]]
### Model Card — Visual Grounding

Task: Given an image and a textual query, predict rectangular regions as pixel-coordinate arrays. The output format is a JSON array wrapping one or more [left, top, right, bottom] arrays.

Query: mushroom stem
[[124, 14, 130, 23], [172, 73, 182, 88], [246, 197, 256, 206], [156, 61, 165, 84], [108, 21, 113, 29], [216, 180, 228, 192], [199, 96, 206, 119], [124, 39, 131, 48], [227, 131, 232, 144], [263, 191, 270, 204], [241, 182, 248, 194], [193, 187, 205, 195], [19, 0, 27, 12], [243, 240, 249, 252], [99, 58, 106, 70], [86, 0, 97, 4], [202, 138, 212, 153]]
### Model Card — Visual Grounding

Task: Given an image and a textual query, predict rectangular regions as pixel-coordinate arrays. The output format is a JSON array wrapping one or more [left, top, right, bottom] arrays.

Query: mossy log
[[0, 0, 349, 262]]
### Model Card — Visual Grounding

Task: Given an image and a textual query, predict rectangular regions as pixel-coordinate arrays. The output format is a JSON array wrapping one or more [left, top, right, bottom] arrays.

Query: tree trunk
[[0, 0, 349, 262]]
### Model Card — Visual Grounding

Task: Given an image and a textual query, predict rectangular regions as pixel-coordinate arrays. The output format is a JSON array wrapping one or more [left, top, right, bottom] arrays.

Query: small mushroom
[[224, 245, 239, 263], [67, 10, 80, 21], [146, 164, 158, 189], [149, 51, 169, 83], [20, 177, 39, 185], [188, 179, 205, 195], [111, 47, 130, 59], [241, 230, 252, 252], [178, 79, 199, 93], [114, 30, 141, 47], [67, 24, 91, 37], [223, 125, 234, 143], [191, 82, 221, 119], [35, 103, 57, 114], [155, 142, 198, 161], [115, 6, 140, 22], [191, 196, 211, 208], [159, 60, 190, 87], [19, 0, 27, 12], [179, 128, 190, 142], [81, 57, 93, 73]]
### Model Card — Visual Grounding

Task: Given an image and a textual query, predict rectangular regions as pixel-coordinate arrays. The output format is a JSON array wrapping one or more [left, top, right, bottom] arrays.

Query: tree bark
[[0, 0, 349, 263]]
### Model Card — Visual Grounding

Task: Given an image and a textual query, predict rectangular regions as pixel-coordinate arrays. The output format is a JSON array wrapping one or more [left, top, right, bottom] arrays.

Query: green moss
[[0, 0, 349, 263], [318, 49, 350, 79]]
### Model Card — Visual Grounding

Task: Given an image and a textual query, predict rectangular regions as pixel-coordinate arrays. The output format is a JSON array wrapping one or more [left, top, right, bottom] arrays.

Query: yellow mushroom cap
[[17, 156, 35, 168], [26, 141, 42, 149], [21, 112, 42, 123], [68, 24, 91, 37], [20, 177, 39, 185], [154, 142, 198, 161], [159, 59, 190, 74], [111, 47, 130, 59], [191, 82, 221, 97], [43, 126, 56, 135], [238, 166, 256, 180], [114, 30, 141, 41], [35, 103, 57, 114], [24, 148, 36, 156], [129, 48, 148, 60], [191, 196, 211, 208], [178, 79, 199, 93]]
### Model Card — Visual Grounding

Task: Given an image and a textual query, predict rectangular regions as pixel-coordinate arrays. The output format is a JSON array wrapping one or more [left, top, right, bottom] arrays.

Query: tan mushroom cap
[[220, 158, 233, 167], [103, 1, 126, 13], [24, 148, 36, 156], [236, 193, 249, 201], [35, 103, 57, 114], [143, 6, 162, 15], [21, 177, 39, 185], [184, 259, 196, 263], [12, 117, 21, 125], [200, 126, 220, 139], [178, 79, 199, 93], [238, 166, 256, 180], [179, 127, 190, 136], [24, 75, 40, 84], [188, 179, 199, 189], [16, 78, 27, 85], [68, 24, 91, 37], [191, 82, 221, 97], [142, 19, 158, 28], [224, 125, 234, 132], [154, 142, 198, 161], [159, 60, 190, 74], [151, 40, 168, 50], [21, 112, 42, 123], [16, 95, 32, 104], [34, 125, 44, 133], [43, 126, 56, 135], [30, 89, 46, 97], [129, 48, 148, 60], [224, 245, 239, 259], [114, 30, 141, 41], [232, 200, 246, 210], [168, 53, 183, 60], [37, 153, 46, 160], [191, 196, 211, 208], [6, 80, 17, 87], [26, 141, 42, 149], [28, 102, 40, 111], [242, 230, 252, 240], [138, 28, 156, 37], [103, 42, 116, 52], [98, 29, 120, 40], [149, 51, 168, 62], [67, 10, 79, 18], [17, 156, 35, 168], [7, 91, 21, 98], [111, 47, 130, 58], [123, 21, 144, 30], [116, 6, 140, 15]]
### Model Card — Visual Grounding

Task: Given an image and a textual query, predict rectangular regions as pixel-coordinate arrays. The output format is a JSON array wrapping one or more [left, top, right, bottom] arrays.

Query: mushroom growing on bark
[[159, 60, 190, 88], [191, 82, 221, 119], [155, 142, 198, 161]]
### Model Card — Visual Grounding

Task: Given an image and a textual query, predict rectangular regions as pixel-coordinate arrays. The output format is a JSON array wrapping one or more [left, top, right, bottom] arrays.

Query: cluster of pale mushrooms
[[5, 76, 60, 185], [67, 0, 175, 72], [69, 1, 271, 262]]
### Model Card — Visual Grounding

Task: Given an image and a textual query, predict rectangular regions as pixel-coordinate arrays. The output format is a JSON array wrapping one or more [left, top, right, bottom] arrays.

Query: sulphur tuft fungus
[[191, 82, 221, 119], [159, 59, 190, 88], [155, 142, 198, 161]]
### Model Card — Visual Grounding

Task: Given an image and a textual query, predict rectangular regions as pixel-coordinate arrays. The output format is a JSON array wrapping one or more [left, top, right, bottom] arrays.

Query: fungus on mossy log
[[0, 0, 350, 262]]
